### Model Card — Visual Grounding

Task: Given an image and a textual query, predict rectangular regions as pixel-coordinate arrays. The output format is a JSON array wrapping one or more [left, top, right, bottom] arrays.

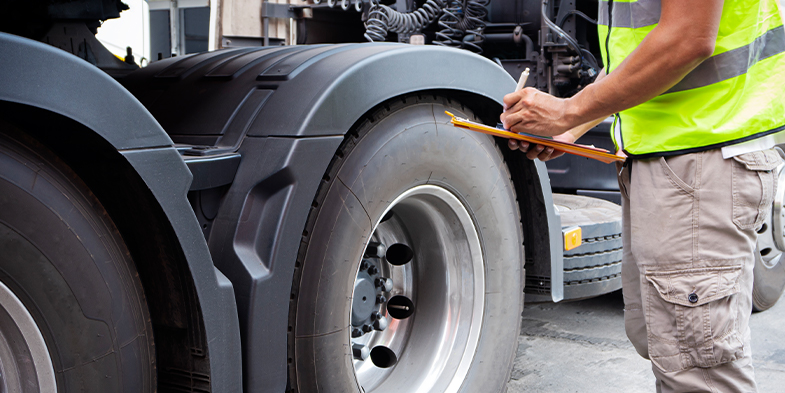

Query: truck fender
[[121, 43, 564, 391], [0, 32, 241, 392]]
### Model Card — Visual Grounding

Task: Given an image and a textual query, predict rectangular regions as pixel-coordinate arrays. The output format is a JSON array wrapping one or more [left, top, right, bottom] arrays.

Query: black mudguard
[[124, 43, 564, 392], [0, 32, 242, 392]]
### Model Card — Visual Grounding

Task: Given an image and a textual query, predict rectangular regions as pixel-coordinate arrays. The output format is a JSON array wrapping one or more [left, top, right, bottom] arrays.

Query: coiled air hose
[[364, 0, 446, 42], [433, 0, 489, 53]]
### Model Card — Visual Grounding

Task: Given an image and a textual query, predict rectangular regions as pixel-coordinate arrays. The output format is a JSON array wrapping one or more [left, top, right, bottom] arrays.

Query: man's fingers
[[502, 91, 520, 110], [538, 147, 555, 161], [511, 141, 565, 161], [526, 144, 545, 160], [501, 111, 521, 130]]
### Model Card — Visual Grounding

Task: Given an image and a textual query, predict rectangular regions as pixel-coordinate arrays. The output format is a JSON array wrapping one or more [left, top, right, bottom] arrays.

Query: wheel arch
[[116, 43, 564, 391], [447, 91, 565, 303], [219, 44, 565, 302], [273, 46, 564, 297], [0, 33, 241, 392]]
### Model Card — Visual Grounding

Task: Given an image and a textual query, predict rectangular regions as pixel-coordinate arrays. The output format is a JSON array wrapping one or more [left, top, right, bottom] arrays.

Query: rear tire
[[752, 149, 785, 312], [0, 129, 155, 391], [288, 95, 524, 393], [752, 249, 785, 312], [554, 194, 623, 301]]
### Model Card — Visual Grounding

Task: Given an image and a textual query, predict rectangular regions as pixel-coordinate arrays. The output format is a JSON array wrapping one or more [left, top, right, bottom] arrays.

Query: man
[[501, 0, 785, 392]]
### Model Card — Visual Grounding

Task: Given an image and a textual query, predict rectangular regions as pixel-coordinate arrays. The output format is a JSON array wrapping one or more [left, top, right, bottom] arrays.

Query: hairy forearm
[[564, 70, 608, 142], [499, 0, 723, 138]]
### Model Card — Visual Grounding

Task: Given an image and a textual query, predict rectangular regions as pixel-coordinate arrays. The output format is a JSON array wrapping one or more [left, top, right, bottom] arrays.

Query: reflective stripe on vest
[[598, 0, 785, 157]]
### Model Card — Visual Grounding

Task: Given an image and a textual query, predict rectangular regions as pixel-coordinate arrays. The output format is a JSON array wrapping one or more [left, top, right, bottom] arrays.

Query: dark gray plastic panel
[[0, 33, 242, 392], [184, 153, 242, 191], [206, 135, 344, 393], [0, 33, 172, 150], [249, 44, 515, 138], [205, 46, 300, 79], [122, 43, 517, 139], [155, 47, 255, 79], [536, 160, 565, 302]]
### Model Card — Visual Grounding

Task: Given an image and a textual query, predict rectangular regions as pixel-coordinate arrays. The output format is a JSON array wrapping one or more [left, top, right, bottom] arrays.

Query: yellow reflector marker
[[563, 226, 582, 251]]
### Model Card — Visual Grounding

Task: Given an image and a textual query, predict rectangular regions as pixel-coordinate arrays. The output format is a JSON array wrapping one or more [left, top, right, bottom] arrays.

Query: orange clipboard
[[445, 111, 625, 164]]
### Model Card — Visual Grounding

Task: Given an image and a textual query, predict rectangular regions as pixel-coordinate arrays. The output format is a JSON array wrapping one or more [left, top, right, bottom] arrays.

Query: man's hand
[[500, 88, 572, 137], [508, 131, 576, 161]]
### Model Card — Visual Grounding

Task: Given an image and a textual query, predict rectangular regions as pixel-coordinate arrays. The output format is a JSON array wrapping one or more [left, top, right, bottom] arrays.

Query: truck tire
[[752, 246, 785, 312], [554, 194, 623, 301], [752, 152, 785, 312], [0, 130, 155, 392], [288, 95, 524, 393]]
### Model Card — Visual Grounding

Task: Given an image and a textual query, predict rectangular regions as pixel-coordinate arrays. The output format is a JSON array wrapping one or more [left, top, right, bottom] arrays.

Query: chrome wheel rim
[[0, 280, 56, 392], [350, 185, 485, 393]]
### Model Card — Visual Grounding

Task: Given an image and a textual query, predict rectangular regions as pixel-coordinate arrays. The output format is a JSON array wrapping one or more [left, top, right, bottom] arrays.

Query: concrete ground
[[506, 290, 785, 392]]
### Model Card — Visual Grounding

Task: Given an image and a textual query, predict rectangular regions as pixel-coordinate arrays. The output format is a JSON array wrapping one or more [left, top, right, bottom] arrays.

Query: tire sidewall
[[292, 97, 523, 392], [0, 131, 154, 392], [752, 250, 785, 311]]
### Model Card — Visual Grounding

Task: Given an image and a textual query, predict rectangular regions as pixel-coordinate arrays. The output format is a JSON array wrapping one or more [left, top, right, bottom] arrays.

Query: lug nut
[[360, 259, 372, 272], [375, 277, 393, 292], [367, 265, 378, 275], [370, 311, 382, 321], [362, 324, 373, 333], [351, 328, 364, 338], [352, 343, 370, 361], [376, 295, 387, 304], [365, 242, 386, 258], [372, 315, 389, 331]]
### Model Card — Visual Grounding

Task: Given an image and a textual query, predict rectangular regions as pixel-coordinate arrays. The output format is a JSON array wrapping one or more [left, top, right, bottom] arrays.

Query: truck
[[1, 0, 782, 392]]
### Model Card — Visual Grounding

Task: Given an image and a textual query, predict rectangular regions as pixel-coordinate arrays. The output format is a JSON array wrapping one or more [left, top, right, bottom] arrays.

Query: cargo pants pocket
[[732, 149, 782, 230], [644, 266, 744, 373]]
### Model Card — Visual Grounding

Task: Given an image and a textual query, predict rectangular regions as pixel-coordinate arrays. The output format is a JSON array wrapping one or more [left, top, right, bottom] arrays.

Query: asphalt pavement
[[506, 290, 785, 392]]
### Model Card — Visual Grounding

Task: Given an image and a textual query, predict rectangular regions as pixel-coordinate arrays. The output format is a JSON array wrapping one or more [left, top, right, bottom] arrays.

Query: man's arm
[[510, 70, 607, 160], [501, 0, 724, 137]]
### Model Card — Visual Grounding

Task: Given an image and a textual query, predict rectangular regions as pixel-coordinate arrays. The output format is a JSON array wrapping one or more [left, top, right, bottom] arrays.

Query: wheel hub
[[349, 185, 485, 393], [351, 260, 390, 332]]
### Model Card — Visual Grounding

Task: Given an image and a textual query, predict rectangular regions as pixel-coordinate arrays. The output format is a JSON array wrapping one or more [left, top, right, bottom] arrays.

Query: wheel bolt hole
[[386, 243, 413, 266], [370, 346, 397, 368], [761, 247, 772, 256], [758, 223, 768, 234], [362, 296, 367, 302], [386, 295, 414, 319]]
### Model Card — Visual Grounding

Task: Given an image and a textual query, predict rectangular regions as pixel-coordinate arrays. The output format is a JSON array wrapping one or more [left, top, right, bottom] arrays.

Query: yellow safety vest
[[598, 0, 785, 157]]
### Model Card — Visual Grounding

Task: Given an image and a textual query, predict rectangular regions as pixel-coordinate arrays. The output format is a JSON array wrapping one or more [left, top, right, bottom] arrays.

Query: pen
[[515, 67, 530, 92]]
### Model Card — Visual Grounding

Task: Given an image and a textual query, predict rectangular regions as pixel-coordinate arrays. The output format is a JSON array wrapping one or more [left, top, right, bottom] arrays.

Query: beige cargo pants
[[618, 148, 782, 393]]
